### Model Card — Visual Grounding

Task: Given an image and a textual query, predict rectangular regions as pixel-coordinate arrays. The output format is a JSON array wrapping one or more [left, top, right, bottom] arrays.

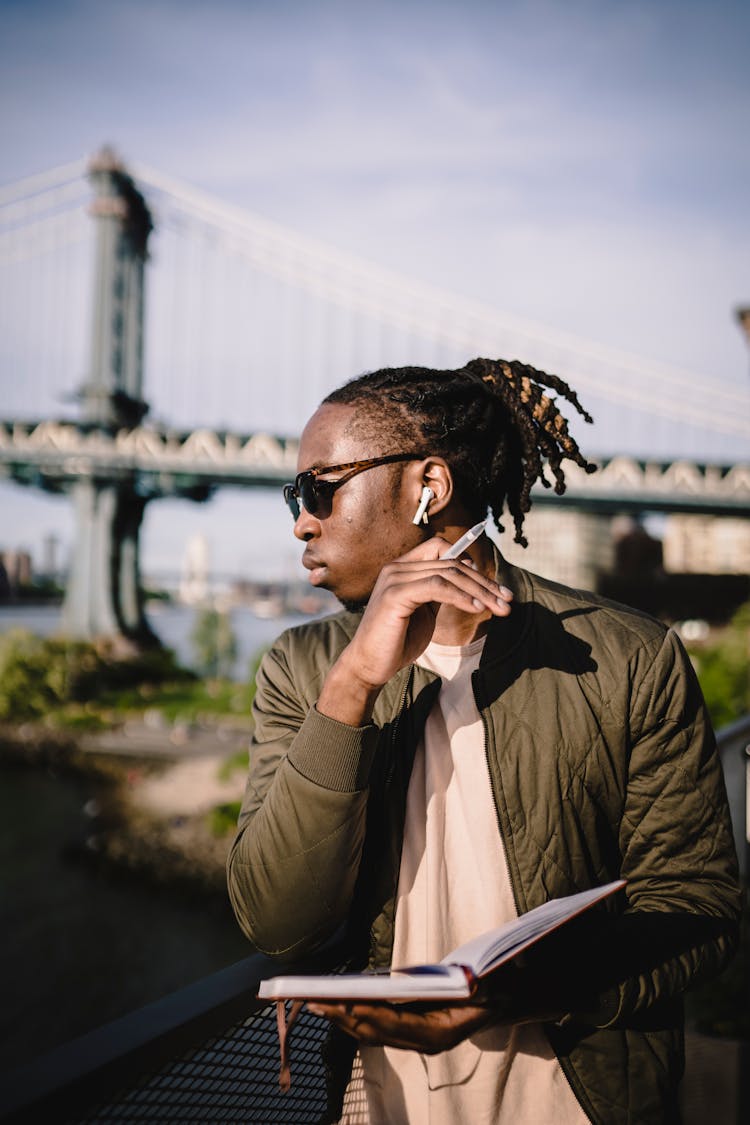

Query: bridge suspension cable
[[133, 161, 750, 446], [1, 154, 748, 461], [0, 163, 92, 416], [0, 164, 90, 267], [0, 158, 88, 207]]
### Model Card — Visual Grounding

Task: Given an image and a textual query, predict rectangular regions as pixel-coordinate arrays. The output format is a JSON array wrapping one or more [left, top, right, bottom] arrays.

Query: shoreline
[[0, 722, 246, 899]]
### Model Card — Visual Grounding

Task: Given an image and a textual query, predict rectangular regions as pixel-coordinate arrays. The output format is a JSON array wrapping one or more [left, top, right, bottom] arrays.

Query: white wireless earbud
[[412, 486, 434, 526]]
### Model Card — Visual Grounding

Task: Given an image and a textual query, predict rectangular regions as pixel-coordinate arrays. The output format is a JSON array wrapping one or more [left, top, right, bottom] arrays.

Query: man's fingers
[[385, 572, 512, 618], [382, 553, 513, 606], [305, 1001, 493, 1052], [307, 1002, 425, 1047]]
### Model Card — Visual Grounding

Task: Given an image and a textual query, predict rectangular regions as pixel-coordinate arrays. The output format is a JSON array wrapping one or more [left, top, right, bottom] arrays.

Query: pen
[[441, 520, 488, 560]]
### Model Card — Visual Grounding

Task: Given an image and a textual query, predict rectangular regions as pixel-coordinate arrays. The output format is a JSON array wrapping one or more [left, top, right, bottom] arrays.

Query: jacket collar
[[481, 544, 535, 669]]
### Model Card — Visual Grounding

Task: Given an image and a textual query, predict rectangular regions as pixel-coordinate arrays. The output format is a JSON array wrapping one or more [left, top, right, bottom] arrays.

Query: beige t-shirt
[[340, 637, 588, 1125]]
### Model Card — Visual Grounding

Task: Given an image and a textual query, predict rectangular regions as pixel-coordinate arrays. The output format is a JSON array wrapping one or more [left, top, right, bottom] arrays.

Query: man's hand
[[317, 536, 513, 725], [305, 999, 495, 1054]]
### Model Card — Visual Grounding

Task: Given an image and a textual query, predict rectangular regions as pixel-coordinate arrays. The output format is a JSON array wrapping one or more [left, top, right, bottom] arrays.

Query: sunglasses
[[283, 453, 423, 520]]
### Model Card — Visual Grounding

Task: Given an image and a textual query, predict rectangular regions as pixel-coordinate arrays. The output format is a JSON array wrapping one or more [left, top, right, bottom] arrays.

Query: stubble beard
[[337, 594, 368, 614]]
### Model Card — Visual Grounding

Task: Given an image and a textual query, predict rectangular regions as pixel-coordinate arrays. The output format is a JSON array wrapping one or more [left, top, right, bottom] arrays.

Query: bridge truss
[[2, 419, 749, 519], [0, 150, 748, 641]]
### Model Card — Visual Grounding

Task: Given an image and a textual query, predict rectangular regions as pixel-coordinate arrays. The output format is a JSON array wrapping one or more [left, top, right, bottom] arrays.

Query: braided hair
[[323, 357, 596, 547]]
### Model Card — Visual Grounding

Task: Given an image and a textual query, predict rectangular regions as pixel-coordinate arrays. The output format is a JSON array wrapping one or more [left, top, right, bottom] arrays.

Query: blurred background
[[0, 0, 748, 1106]]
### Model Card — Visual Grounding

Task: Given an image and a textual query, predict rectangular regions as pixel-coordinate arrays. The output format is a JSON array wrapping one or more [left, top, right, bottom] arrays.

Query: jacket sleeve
[[226, 634, 379, 959], [567, 627, 742, 1027]]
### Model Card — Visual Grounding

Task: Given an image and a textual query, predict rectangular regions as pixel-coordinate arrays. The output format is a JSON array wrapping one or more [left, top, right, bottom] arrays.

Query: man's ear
[[419, 458, 453, 517]]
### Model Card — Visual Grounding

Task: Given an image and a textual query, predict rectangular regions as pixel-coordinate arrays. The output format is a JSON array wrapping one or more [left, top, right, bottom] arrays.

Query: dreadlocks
[[323, 357, 596, 547]]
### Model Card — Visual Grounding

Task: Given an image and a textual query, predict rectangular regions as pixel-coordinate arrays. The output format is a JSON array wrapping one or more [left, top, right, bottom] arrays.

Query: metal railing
[[717, 713, 750, 881], [1, 717, 747, 1124], [0, 952, 335, 1123]]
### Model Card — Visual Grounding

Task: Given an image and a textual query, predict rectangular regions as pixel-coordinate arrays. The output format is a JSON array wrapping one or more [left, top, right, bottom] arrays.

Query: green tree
[[191, 607, 238, 679], [688, 601, 750, 729]]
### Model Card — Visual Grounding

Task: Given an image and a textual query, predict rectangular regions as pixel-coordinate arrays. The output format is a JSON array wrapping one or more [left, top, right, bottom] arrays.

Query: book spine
[[460, 965, 479, 996]]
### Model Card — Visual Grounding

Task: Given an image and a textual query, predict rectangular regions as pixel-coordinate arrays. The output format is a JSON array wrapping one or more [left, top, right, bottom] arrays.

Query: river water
[[0, 600, 315, 678], [0, 602, 317, 1071]]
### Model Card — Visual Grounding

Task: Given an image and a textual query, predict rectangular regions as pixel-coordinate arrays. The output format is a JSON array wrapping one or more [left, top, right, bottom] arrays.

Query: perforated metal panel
[[72, 1004, 328, 1124]]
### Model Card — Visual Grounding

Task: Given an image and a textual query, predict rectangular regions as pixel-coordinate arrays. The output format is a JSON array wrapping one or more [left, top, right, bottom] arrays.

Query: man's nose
[[293, 507, 319, 541]]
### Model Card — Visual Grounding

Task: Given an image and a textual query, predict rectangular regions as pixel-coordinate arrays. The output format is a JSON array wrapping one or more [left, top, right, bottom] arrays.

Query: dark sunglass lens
[[299, 475, 321, 516], [283, 484, 300, 520]]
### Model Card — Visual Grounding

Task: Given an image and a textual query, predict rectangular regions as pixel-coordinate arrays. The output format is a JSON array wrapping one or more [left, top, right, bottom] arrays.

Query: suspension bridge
[[1, 149, 748, 643]]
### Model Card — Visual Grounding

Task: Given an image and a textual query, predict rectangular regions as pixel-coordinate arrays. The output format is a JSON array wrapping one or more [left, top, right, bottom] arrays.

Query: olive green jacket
[[227, 557, 741, 1124]]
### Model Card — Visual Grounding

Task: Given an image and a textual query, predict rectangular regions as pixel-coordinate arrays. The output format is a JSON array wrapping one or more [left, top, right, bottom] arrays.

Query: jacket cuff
[[569, 986, 622, 1028], [287, 705, 379, 792]]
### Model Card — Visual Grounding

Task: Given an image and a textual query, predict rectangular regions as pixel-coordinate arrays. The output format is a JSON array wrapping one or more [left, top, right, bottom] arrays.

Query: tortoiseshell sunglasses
[[283, 453, 423, 520]]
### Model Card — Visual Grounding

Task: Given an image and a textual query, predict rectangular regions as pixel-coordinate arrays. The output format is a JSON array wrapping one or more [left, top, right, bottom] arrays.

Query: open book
[[258, 879, 625, 1003]]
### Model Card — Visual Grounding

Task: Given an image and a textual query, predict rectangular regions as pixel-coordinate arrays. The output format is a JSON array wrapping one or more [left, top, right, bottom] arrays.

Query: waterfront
[[0, 601, 319, 1072], [0, 600, 317, 678], [0, 763, 252, 1070]]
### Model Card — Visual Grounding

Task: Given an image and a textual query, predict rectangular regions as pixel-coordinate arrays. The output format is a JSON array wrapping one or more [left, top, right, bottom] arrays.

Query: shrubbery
[[687, 602, 750, 729], [207, 800, 243, 836], [0, 630, 193, 722]]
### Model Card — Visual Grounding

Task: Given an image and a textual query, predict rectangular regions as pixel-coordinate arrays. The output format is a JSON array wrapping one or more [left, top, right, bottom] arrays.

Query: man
[[228, 358, 740, 1124]]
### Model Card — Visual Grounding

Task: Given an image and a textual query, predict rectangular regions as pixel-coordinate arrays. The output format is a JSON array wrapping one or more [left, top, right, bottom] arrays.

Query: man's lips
[[302, 552, 327, 583]]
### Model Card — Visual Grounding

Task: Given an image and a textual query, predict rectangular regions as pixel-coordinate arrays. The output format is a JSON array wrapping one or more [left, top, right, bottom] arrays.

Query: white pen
[[441, 519, 488, 560]]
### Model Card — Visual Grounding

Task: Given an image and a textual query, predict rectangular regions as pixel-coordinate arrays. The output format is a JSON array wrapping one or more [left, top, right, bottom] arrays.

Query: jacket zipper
[[384, 665, 413, 789], [368, 666, 413, 969]]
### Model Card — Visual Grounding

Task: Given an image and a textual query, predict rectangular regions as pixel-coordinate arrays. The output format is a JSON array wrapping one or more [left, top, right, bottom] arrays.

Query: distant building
[[0, 548, 33, 592], [498, 508, 749, 587], [499, 509, 748, 625], [611, 515, 664, 578], [499, 509, 614, 591], [179, 534, 210, 605], [41, 533, 60, 580], [663, 515, 750, 575]]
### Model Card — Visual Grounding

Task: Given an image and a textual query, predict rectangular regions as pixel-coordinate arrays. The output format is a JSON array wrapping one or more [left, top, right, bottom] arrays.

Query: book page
[[257, 881, 625, 1002], [257, 963, 470, 1003], [443, 880, 625, 978]]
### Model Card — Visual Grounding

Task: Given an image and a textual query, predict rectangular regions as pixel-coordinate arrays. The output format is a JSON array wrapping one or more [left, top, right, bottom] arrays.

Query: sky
[[1, 0, 749, 583]]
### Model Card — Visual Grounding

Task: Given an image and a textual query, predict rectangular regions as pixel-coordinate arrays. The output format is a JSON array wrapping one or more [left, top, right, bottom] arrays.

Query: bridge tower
[[62, 149, 158, 646]]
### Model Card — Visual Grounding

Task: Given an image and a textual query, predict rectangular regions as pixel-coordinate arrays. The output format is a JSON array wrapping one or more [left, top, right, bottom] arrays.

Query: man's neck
[[430, 534, 496, 646], [431, 609, 491, 647]]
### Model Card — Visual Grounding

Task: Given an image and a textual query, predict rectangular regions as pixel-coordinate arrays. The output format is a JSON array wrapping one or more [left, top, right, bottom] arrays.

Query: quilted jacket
[[228, 555, 741, 1124]]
